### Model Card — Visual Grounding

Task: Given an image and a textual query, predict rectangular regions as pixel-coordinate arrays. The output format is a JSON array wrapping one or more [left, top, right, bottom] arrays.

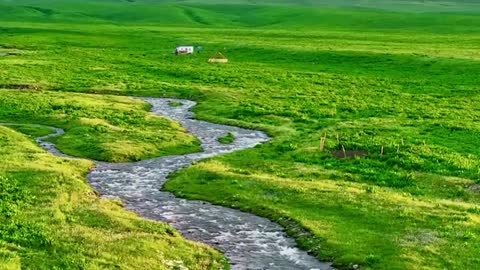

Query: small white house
[[175, 46, 194, 55]]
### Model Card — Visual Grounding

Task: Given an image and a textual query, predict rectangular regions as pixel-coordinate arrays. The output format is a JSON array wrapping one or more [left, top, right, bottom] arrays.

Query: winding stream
[[12, 98, 333, 270]]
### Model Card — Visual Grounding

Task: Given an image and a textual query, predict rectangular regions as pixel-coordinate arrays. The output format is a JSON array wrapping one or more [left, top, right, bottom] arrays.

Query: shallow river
[[33, 98, 333, 270]]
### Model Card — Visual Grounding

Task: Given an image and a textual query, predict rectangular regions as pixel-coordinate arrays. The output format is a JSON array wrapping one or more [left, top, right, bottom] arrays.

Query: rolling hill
[[1, 0, 480, 30]]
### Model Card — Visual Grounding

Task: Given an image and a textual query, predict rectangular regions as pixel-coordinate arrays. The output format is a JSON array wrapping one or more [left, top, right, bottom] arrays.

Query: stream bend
[[5, 98, 333, 270]]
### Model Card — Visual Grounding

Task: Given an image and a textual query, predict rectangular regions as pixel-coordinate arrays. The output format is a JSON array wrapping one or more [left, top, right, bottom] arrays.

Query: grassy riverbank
[[0, 90, 200, 162], [0, 126, 226, 269], [1, 0, 480, 269]]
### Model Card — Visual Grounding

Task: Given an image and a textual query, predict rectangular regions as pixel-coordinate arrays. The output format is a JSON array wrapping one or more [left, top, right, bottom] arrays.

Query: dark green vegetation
[[0, 126, 226, 269], [169, 101, 184, 107], [1, 0, 480, 269], [218, 132, 235, 144]]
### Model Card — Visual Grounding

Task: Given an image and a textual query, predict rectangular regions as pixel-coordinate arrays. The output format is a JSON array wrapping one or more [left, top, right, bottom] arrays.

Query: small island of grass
[[218, 132, 235, 144]]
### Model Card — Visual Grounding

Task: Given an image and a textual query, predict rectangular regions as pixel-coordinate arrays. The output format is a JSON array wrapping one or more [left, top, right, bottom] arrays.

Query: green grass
[[169, 101, 184, 107], [2, 0, 480, 31], [5, 124, 54, 138], [218, 132, 235, 144], [1, 0, 480, 269], [0, 126, 226, 269], [0, 90, 200, 162]]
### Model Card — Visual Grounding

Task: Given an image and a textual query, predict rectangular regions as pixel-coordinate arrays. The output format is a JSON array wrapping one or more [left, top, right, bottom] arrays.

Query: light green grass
[[1, 0, 480, 31], [1, 1, 480, 269], [6, 124, 54, 138], [0, 90, 201, 162]]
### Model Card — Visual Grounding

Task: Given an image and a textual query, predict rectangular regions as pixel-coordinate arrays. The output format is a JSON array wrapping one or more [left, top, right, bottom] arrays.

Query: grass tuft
[[218, 132, 235, 144]]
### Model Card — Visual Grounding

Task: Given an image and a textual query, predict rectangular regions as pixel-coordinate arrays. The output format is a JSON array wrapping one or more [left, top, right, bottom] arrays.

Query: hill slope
[[1, 0, 480, 30]]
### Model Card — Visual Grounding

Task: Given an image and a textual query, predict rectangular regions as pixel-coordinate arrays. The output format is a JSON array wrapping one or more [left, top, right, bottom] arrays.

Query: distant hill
[[5, 0, 480, 10], [0, 0, 479, 30]]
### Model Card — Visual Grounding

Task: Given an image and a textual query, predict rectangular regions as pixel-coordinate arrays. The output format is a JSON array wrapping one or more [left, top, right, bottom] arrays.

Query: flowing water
[[12, 98, 334, 270]]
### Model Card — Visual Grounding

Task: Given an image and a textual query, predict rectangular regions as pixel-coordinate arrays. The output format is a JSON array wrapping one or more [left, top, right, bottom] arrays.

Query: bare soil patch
[[332, 150, 368, 159]]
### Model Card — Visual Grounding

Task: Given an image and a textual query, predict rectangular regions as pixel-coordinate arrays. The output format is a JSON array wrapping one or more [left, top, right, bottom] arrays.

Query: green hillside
[[1, 0, 480, 269], [1, 0, 480, 30]]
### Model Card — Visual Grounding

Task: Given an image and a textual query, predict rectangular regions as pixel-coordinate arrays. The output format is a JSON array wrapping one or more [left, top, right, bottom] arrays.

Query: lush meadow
[[1, 0, 480, 269], [0, 125, 226, 269], [0, 91, 201, 162]]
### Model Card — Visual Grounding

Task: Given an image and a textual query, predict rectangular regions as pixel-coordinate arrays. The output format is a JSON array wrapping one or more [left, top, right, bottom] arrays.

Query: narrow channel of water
[[23, 98, 334, 270]]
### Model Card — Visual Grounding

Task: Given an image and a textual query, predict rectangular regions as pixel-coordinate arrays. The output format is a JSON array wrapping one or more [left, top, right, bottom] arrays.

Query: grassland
[[0, 126, 226, 269], [1, 0, 480, 269], [0, 91, 200, 162], [218, 132, 235, 144]]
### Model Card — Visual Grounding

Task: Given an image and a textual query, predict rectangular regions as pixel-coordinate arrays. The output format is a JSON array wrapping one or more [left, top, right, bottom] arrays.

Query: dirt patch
[[332, 150, 368, 159], [0, 84, 41, 91]]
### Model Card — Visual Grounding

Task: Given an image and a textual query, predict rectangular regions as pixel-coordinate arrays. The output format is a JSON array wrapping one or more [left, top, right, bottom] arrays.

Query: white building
[[175, 46, 194, 55]]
